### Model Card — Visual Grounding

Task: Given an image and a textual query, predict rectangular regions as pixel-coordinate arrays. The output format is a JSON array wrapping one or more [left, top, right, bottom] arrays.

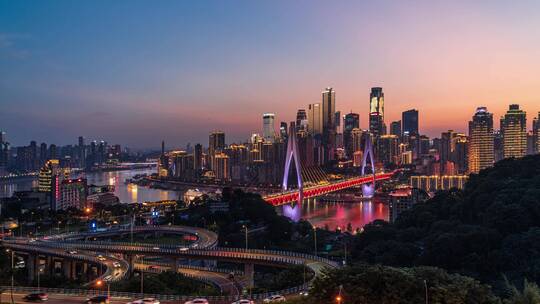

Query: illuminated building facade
[[533, 112, 540, 154], [263, 113, 276, 143], [468, 107, 494, 173], [56, 178, 88, 210], [322, 88, 336, 162], [377, 135, 399, 165], [369, 87, 385, 137], [307, 103, 322, 136], [410, 175, 468, 192], [343, 113, 360, 157], [402, 109, 419, 136], [501, 104, 527, 159], [213, 152, 230, 181]]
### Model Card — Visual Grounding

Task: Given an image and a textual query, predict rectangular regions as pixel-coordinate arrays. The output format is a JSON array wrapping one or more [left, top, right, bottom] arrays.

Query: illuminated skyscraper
[[213, 152, 230, 181], [296, 109, 307, 131], [209, 131, 225, 156], [468, 107, 494, 173], [322, 87, 336, 161], [377, 135, 399, 165], [307, 103, 323, 136], [533, 112, 540, 154], [343, 113, 359, 157], [369, 87, 385, 137], [280, 122, 288, 139], [501, 104, 527, 159], [390, 121, 401, 137], [263, 113, 276, 143], [402, 109, 419, 136]]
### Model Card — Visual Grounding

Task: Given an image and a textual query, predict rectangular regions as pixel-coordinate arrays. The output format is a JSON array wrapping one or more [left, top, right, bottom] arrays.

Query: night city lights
[[1, 1, 540, 304]]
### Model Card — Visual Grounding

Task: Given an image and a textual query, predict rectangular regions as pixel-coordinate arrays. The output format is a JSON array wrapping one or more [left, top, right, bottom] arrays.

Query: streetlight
[[96, 280, 110, 300], [313, 226, 317, 256], [242, 225, 248, 250]]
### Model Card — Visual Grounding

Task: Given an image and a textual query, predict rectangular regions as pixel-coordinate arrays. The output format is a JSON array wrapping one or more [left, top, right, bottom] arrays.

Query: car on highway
[[127, 298, 160, 304], [23, 292, 48, 301], [152, 246, 160, 250], [231, 300, 254, 304], [263, 295, 286, 303], [113, 262, 121, 268], [85, 295, 110, 304], [184, 298, 209, 304], [97, 255, 106, 261]]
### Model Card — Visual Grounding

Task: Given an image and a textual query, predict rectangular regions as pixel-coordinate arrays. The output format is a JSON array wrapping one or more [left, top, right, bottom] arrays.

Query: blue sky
[[1, 1, 540, 149]]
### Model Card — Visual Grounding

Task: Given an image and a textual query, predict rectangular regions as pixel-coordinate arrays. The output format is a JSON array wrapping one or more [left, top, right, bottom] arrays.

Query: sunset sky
[[1, 1, 540, 149]]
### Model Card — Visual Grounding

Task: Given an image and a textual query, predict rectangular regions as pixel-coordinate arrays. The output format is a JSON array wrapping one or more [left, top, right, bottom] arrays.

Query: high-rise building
[[402, 109, 419, 136], [209, 131, 226, 157], [377, 135, 399, 165], [334, 111, 341, 133], [158, 140, 169, 177], [468, 107, 494, 173], [296, 109, 307, 131], [369, 87, 385, 137], [213, 153, 230, 181], [56, 178, 88, 210], [351, 128, 364, 153], [390, 121, 401, 137], [194, 143, 203, 170], [263, 113, 276, 143], [533, 112, 540, 154], [440, 130, 458, 175], [501, 104, 527, 159], [322, 87, 336, 161], [343, 113, 360, 157], [307, 103, 323, 136], [280, 122, 288, 139]]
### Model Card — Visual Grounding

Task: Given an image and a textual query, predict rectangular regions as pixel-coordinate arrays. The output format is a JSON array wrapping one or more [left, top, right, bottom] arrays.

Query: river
[[0, 168, 388, 230]]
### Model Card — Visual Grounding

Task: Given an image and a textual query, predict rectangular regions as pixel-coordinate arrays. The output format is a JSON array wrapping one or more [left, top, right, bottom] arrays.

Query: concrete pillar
[[27, 254, 36, 283], [62, 259, 72, 279], [244, 263, 254, 288], [126, 254, 134, 277], [46, 256, 53, 276]]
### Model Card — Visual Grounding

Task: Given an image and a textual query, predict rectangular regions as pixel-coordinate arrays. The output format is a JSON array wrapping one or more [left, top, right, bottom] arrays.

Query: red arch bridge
[[263, 171, 396, 206]]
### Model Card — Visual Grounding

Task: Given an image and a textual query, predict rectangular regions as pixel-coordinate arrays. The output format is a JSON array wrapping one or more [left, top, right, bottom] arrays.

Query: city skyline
[[2, 1, 540, 148]]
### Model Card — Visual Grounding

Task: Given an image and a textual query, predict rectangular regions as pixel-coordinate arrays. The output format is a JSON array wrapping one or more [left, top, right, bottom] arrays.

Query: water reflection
[[0, 168, 179, 204], [280, 196, 388, 231]]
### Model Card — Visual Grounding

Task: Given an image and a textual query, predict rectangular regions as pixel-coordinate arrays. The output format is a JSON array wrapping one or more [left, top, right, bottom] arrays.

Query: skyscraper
[[322, 87, 336, 161], [343, 113, 360, 157], [296, 109, 307, 131], [533, 112, 540, 154], [194, 143, 203, 170], [468, 107, 494, 174], [213, 153, 230, 181], [440, 130, 458, 175], [369, 87, 385, 137], [280, 122, 288, 139], [307, 103, 323, 136], [390, 121, 401, 137], [263, 113, 276, 143], [402, 109, 419, 136], [209, 131, 226, 157], [501, 104, 527, 159]]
